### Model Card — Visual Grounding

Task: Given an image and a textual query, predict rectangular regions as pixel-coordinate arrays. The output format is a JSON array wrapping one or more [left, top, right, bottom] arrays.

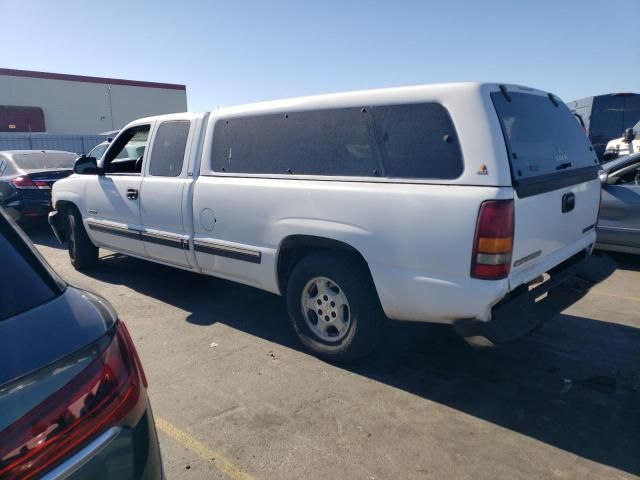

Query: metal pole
[[107, 85, 115, 130]]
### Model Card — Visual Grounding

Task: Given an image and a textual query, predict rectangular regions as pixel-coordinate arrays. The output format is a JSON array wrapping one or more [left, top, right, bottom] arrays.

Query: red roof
[[0, 68, 186, 91]]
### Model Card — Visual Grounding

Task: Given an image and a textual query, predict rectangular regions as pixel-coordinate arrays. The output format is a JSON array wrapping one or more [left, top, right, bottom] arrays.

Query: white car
[[49, 83, 612, 361]]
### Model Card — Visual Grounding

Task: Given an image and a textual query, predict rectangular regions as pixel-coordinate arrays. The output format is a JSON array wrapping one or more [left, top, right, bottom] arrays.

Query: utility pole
[[107, 85, 115, 130]]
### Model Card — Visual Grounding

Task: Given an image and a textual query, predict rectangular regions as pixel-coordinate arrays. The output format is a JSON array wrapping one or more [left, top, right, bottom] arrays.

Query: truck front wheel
[[67, 208, 98, 271], [286, 252, 384, 362]]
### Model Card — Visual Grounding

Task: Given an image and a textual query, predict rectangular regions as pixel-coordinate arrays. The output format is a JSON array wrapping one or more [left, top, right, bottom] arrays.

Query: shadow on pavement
[[20, 219, 66, 250], [29, 228, 640, 476], [605, 251, 640, 272]]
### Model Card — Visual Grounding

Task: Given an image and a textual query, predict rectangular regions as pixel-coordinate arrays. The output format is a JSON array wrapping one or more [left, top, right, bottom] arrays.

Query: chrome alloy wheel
[[301, 276, 351, 342]]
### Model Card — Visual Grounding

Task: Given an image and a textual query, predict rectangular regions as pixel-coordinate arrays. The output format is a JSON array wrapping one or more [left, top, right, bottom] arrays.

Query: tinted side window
[[149, 121, 190, 177], [212, 108, 379, 176], [0, 219, 57, 321], [372, 103, 463, 179], [0, 158, 10, 176], [623, 96, 640, 131], [590, 96, 625, 143]]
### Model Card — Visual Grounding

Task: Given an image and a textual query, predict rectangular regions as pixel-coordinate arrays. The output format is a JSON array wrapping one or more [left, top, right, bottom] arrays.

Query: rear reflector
[[0, 321, 147, 480], [471, 199, 515, 280]]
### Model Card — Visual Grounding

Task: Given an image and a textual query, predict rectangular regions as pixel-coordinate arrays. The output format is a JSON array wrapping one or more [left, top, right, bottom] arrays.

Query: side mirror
[[74, 155, 102, 175], [623, 128, 636, 143], [598, 170, 608, 185]]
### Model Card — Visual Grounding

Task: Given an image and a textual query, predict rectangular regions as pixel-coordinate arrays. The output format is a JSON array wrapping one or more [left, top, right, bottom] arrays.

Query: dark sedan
[[0, 208, 163, 479], [596, 153, 640, 254], [0, 150, 77, 222]]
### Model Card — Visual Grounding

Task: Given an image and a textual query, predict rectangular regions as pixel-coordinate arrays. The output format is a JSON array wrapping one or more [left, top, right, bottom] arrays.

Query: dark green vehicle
[[0, 208, 163, 479]]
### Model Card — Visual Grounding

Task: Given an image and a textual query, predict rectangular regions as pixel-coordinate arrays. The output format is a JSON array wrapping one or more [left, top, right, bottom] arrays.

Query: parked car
[[0, 150, 77, 222], [87, 141, 110, 162], [49, 83, 613, 360], [567, 93, 640, 162], [0, 207, 163, 479], [596, 153, 640, 254], [602, 120, 640, 160]]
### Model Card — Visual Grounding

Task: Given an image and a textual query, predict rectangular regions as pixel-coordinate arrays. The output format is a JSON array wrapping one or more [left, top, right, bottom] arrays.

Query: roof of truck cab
[[130, 111, 208, 124], [210, 82, 550, 118], [129, 83, 551, 125]]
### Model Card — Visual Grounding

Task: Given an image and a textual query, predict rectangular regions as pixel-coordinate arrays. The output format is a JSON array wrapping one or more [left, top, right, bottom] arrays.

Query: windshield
[[492, 91, 597, 181], [12, 152, 77, 170]]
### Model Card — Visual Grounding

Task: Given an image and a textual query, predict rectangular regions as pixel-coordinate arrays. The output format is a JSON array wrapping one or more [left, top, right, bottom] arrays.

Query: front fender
[[52, 176, 87, 214]]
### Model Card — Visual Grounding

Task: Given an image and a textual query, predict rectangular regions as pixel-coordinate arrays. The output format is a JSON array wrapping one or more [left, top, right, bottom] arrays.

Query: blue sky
[[1, 0, 638, 112]]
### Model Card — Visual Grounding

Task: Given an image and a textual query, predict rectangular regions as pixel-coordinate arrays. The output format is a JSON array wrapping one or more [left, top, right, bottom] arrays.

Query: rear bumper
[[453, 252, 616, 346], [45, 403, 164, 480], [3, 200, 51, 221]]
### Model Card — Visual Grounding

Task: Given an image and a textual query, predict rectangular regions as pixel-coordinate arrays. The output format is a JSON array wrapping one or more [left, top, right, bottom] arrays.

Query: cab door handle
[[126, 188, 139, 200], [562, 192, 575, 213]]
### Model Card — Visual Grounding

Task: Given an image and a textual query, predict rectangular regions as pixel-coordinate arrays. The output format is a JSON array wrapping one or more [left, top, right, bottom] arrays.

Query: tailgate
[[491, 88, 601, 288]]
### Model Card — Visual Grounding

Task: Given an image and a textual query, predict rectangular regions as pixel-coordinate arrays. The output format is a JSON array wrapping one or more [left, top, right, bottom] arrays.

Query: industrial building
[[0, 68, 187, 135]]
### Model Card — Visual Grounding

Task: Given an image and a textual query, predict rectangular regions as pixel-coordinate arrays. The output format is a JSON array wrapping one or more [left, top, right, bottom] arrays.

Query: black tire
[[67, 208, 98, 270], [286, 252, 384, 362]]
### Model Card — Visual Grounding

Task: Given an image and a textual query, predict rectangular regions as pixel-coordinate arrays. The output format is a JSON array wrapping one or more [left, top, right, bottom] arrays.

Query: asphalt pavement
[[25, 223, 640, 480]]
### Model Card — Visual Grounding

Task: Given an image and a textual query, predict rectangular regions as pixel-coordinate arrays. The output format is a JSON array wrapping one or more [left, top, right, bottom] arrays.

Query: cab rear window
[[491, 91, 597, 181]]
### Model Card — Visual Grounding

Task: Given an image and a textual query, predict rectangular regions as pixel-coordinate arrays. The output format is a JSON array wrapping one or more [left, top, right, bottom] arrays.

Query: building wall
[[0, 72, 187, 134]]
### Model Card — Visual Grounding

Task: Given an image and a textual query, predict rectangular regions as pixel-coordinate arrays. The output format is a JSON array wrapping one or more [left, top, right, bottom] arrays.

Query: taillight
[[471, 199, 514, 280], [10, 176, 50, 190], [0, 321, 147, 480], [11, 176, 38, 190]]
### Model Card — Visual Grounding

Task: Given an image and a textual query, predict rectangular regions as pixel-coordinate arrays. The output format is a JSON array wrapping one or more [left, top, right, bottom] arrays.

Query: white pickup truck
[[50, 83, 612, 361]]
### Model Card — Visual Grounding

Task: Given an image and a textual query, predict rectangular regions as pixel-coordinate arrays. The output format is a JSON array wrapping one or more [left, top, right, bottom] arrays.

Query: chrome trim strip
[[41, 427, 121, 480], [597, 225, 640, 232], [87, 221, 191, 250], [87, 220, 139, 234], [595, 242, 640, 255], [193, 240, 261, 264], [142, 230, 184, 241], [87, 221, 141, 240], [141, 230, 185, 249]]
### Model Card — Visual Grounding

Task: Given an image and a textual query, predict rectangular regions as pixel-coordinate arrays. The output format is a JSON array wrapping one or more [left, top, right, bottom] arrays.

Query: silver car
[[597, 153, 640, 254]]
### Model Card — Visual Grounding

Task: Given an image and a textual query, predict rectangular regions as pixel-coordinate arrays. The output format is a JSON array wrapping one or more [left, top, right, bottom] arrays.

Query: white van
[[50, 83, 612, 361]]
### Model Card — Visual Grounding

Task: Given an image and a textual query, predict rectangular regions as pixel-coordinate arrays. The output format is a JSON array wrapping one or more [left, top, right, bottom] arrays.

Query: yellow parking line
[[589, 290, 640, 303], [155, 417, 255, 480]]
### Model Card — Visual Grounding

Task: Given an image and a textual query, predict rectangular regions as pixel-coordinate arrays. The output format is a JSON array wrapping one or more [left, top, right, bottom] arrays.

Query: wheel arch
[[51, 200, 80, 240], [276, 234, 374, 295]]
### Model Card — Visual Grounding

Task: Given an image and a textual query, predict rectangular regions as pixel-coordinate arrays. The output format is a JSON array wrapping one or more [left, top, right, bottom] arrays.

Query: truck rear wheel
[[286, 252, 384, 362], [67, 208, 98, 271]]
